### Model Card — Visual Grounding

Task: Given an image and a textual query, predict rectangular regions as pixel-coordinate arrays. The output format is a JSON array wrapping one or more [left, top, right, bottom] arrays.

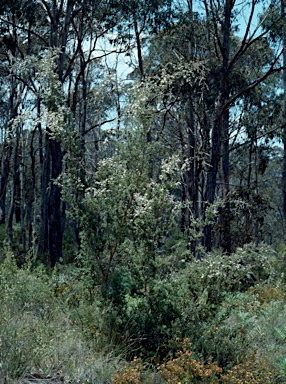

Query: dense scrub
[[1, 243, 286, 383]]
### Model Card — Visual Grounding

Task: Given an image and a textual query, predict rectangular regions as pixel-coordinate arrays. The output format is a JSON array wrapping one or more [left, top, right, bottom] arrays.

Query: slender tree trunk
[[49, 139, 63, 267], [38, 132, 50, 258], [0, 142, 12, 225], [20, 134, 27, 256], [75, 54, 88, 251], [187, 0, 200, 257], [281, 0, 286, 234], [39, 0, 74, 266], [28, 128, 36, 249], [203, 0, 233, 252], [132, 10, 144, 80], [4, 16, 20, 245], [187, 98, 199, 257], [221, 108, 231, 253], [0, 69, 17, 226], [204, 115, 222, 251], [179, 0, 199, 257], [14, 159, 21, 224], [7, 124, 20, 245]]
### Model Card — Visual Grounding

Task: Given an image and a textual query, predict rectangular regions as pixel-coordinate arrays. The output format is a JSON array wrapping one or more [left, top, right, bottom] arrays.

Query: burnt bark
[[48, 139, 63, 267], [0, 142, 12, 225], [37, 0, 74, 265], [221, 107, 231, 253], [179, 0, 200, 257], [282, 0, 286, 232], [7, 124, 20, 245], [203, 0, 233, 252], [38, 121, 50, 257], [28, 127, 36, 248]]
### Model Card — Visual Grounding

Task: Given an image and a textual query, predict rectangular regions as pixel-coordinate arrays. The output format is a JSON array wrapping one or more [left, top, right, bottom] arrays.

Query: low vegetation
[[1, 243, 286, 383]]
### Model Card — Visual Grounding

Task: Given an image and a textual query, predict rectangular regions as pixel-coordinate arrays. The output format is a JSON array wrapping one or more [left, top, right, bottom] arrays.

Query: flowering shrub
[[112, 358, 144, 384], [158, 339, 222, 383], [220, 353, 277, 384], [112, 346, 278, 384]]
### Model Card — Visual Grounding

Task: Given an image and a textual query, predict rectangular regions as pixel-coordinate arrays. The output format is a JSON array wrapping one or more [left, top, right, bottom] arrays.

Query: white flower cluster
[[123, 59, 205, 127], [160, 153, 181, 187], [43, 108, 65, 137], [11, 49, 62, 101]]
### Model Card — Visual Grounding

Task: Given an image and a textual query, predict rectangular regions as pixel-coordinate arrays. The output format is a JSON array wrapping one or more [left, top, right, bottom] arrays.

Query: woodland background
[[1, 0, 286, 383]]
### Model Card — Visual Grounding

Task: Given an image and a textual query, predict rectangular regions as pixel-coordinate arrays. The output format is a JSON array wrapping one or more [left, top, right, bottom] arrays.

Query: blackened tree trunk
[[0, 141, 12, 225], [186, 98, 199, 257], [0, 18, 18, 226], [204, 0, 233, 252], [27, 127, 36, 249], [133, 10, 144, 80], [6, 43, 21, 245], [204, 115, 223, 251], [19, 132, 27, 255], [48, 139, 63, 266], [221, 107, 231, 253], [281, 0, 286, 233], [7, 124, 20, 245], [38, 132, 50, 258], [37, 0, 74, 266], [179, 0, 199, 258]]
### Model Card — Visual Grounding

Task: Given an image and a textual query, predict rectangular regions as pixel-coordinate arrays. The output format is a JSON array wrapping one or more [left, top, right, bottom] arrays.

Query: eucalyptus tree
[[0, 0, 42, 252], [106, 0, 176, 78], [187, 0, 283, 252], [0, 0, 283, 265], [136, 0, 284, 254], [250, 0, 286, 243], [0, 0, 125, 265]]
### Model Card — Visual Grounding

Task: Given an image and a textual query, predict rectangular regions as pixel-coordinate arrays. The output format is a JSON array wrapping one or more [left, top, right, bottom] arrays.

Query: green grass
[[0, 251, 120, 383]]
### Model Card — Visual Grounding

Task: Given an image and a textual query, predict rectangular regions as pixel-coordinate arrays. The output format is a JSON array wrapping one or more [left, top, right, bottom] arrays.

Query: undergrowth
[[0, 243, 285, 383]]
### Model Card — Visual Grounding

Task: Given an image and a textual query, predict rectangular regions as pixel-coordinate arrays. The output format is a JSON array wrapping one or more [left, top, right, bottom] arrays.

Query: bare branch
[[79, 117, 118, 137]]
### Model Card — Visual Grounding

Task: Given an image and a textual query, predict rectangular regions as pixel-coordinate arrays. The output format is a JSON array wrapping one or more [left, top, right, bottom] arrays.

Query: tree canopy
[[2, 0, 286, 382]]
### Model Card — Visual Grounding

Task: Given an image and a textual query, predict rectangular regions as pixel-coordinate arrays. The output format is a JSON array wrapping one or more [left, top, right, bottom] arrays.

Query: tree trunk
[[0, 142, 12, 225], [28, 127, 36, 249], [20, 133, 27, 256], [133, 10, 144, 80], [281, 0, 286, 234], [6, 32, 21, 244], [221, 108, 231, 253], [179, 0, 200, 258], [39, 0, 74, 265], [7, 124, 20, 246], [38, 132, 50, 258], [0, 72, 17, 226], [203, 0, 233, 252], [204, 115, 222, 251], [48, 139, 63, 267]]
